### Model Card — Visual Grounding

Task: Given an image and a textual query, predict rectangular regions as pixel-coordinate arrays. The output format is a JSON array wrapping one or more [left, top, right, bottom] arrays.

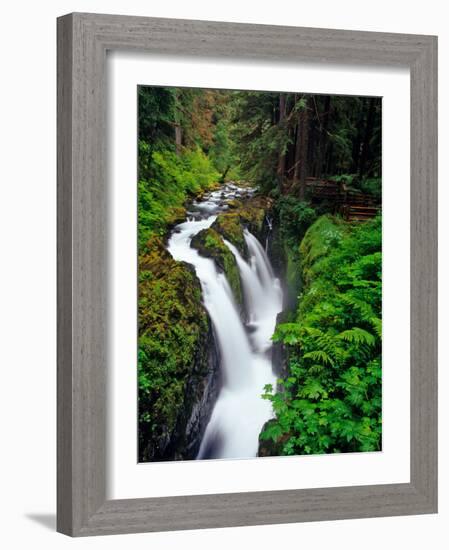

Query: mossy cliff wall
[[138, 237, 220, 461]]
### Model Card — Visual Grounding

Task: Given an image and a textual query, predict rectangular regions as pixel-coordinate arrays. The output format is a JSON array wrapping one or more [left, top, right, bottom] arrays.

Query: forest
[[137, 86, 382, 462]]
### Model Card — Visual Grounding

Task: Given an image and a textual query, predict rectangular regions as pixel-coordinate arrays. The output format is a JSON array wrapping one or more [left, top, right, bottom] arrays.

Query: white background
[[0, 1, 445, 549]]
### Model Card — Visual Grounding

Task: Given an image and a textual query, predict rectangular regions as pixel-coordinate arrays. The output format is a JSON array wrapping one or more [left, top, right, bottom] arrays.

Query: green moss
[[237, 195, 271, 234], [299, 215, 348, 284], [166, 205, 187, 227], [227, 199, 243, 209], [191, 228, 243, 308], [138, 236, 210, 460], [211, 212, 245, 251], [138, 144, 220, 251], [211, 195, 273, 254]]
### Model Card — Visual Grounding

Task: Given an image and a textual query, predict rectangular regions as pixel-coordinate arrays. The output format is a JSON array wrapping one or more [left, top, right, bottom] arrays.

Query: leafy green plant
[[360, 177, 382, 199], [138, 144, 219, 250], [261, 215, 382, 456]]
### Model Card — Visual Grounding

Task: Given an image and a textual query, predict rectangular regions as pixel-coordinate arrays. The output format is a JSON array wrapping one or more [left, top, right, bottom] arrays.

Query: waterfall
[[167, 184, 282, 460], [223, 239, 265, 325], [245, 229, 275, 285], [225, 233, 282, 353], [168, 217, 253, 390]]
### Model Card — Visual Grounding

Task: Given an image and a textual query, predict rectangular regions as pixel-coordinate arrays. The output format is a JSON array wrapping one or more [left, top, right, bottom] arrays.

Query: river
[[167, 184, 282, 459]]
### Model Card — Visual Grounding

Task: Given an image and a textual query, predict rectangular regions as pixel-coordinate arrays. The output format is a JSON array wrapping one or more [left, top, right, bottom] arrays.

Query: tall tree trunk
[[359, 97, 376, 178], [351, 98, 365, 175], [317, 96, 331, 179], [220, 165, 230, 183], [298, 101, 309, 200], [175, 124, 182, 156], [174, 89, 182, 156], [292, 98, 309, 200], [276, 93, 287, 192], [293, 122, 301, 186], [326, 141, 334, 175]]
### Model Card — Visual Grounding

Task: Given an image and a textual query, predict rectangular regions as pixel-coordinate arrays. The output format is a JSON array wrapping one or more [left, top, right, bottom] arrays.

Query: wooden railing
[[304, 178, 380, 221]]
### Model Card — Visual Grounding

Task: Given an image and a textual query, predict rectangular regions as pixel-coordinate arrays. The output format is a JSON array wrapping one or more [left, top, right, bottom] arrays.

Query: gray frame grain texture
[[57, 12, 438, 537]]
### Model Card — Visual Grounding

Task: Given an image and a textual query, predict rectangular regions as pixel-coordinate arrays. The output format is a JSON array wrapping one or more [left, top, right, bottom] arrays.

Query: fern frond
[[337, 327, 376, 346], [340, 293, 375, 321], [302, 350, 335, 366], [370, 317, 382, 339]]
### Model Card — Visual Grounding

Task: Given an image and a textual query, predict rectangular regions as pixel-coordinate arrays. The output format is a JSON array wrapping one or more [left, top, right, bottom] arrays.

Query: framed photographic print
[[57, 13, 438, 536]]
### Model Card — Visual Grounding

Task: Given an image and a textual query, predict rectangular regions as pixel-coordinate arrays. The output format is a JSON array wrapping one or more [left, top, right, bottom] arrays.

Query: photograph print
[[137, 86, 382, 462]]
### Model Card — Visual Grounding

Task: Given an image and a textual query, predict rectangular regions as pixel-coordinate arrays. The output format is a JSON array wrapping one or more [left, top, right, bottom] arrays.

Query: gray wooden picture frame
[[57, 12, 438, 537]]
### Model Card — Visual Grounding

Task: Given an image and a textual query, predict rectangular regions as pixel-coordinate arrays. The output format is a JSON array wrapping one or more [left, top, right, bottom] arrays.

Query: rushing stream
[[167, 184, 282, 459]]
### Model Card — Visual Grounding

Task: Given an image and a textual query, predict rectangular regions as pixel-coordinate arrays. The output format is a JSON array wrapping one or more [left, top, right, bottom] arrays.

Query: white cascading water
[[225, 232, 282, 354], [167, 184, 282, 459]]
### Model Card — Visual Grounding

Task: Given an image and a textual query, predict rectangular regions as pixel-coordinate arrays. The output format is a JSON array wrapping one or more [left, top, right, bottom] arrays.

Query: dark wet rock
[[271, 310, 289, 378], [170, 317, 221, 460]]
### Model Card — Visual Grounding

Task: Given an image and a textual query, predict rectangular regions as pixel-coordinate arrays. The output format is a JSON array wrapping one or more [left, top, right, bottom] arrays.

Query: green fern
[[370, 317, 382, 339], [261, 215, 382, 457], [337, 327, 376, 346], [302, 350, 335, 366]]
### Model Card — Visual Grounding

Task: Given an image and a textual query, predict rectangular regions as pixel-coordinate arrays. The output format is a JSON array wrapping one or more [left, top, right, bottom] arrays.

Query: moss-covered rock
[[191, 228, 243, 309], [211, 212, 246, 253], [211, 195, 273, 256], [238, 195, 272, 235], [227, 198, 243, 210], [166, 205, 187, 227], [138, 236, 220, 462]]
